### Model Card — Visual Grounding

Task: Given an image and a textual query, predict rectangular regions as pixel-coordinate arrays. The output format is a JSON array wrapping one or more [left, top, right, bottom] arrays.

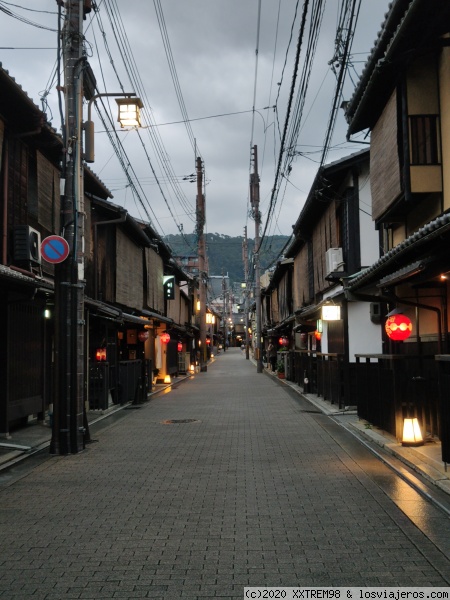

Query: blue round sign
[[41, 235, 70, 264]]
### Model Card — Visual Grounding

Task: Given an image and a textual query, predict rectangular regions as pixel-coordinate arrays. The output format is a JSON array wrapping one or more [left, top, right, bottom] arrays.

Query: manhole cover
[[161, 419, 200, 425]]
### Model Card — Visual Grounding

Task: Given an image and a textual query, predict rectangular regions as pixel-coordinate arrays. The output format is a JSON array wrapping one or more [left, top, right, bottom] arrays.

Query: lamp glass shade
[[402, 417, 423, 446], [116, 98, 143, 128]]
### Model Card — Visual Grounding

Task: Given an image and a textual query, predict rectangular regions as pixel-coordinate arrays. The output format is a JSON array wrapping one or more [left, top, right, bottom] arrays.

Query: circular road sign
[[41, 235, 70, 264]]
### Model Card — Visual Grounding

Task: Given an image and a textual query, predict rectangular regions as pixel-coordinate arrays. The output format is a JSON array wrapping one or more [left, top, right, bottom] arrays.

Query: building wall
[[358, 161, 379, 267], [347, 302, 382, 361], [293, 246, 308, 310], [370, 90, 401, 221], [439, 41, 450, 212]]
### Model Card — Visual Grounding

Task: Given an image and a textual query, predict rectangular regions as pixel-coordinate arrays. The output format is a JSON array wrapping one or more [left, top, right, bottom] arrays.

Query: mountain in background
[[165, 233, 290, 285]]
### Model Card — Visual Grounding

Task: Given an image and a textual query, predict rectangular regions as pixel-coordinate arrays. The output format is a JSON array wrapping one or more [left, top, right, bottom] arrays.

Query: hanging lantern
[[177, 342, 183, 352], [385, 314, 412, 341], [95, 348, 107, 362], [314, 331, 321, 341], [160, 332, 171, 344], [138, 330, 149, 342], [279, 336, 289, 347]]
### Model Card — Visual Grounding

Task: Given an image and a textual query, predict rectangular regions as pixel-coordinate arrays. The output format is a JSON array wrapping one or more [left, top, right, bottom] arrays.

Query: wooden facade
[[0, 65, 198, 437]]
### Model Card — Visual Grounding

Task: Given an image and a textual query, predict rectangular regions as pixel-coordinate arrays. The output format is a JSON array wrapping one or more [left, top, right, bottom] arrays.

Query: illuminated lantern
[[95, 348, 107, 362], [314, 331, 321, 341], [177, 342, 183, 352], [206, 338, 211, 345], [160, 332, 171, 344], [279, 336, 289, 347], [385, 315, 412, 341], [138, 330, 149, 342]]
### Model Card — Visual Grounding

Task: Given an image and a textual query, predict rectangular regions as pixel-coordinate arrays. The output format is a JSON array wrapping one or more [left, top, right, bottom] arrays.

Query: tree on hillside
[[165, 233, 289, 284]]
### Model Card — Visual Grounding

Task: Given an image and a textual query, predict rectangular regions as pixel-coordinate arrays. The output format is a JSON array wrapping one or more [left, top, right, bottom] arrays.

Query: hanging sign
[[163, 275, 175, 300], [41, 235, 70, 264]]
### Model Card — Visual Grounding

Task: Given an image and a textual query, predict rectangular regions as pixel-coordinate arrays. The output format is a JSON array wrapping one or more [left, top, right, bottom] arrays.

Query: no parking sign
[[40, 235, 70, 264]]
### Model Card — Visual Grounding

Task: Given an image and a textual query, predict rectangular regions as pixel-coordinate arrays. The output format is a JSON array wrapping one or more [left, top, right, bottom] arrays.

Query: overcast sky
[[1, 0, 391, 241]]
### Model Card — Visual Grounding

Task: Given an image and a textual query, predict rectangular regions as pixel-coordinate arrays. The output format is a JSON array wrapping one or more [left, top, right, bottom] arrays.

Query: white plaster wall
[[348, 302, 383, 361], [358, 164, 379, 267]]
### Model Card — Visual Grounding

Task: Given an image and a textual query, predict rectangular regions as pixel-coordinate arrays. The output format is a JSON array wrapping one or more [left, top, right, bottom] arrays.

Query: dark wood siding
[[371, 89, 402, 220], [116, 229, 143, 309]]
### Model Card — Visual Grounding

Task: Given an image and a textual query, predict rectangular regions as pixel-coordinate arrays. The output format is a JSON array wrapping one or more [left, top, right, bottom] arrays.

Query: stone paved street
[[1, 348, 450, 599]]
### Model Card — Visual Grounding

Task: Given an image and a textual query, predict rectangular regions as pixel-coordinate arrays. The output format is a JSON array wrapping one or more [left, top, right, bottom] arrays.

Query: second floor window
[[409, 115, 439, 165]]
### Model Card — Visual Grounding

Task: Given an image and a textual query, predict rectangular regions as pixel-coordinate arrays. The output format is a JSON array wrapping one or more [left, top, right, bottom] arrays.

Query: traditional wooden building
[[262, 149, 379, 406], [0, 64, 197, 439], [343, 0, 450, 459], [0, 64, 62, 436]]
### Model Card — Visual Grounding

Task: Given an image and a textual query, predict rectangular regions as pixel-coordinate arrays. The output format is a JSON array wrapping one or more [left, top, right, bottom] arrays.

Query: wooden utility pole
[[196, 156, 207, 371], [243, 227, 250, 360], [50, 0, 86, 454], [251, 145, 263, 373]]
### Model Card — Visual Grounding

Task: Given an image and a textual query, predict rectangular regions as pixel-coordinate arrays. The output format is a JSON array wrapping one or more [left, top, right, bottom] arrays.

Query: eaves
[[346, 212, 450, 291]]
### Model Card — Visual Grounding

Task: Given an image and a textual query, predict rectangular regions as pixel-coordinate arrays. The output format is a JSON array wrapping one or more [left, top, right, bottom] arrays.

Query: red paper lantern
[[138, 330, 149, 342], [279, 336, 289, 347], [314, 331, 321, 341], [95, 348, 106, 362], [177, 342, 183, 352], [385, 315, 412, 341], [160, 332, 171, 344]]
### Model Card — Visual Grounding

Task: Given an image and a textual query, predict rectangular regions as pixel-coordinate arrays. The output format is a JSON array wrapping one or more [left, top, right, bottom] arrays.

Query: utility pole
[[251, 145, 263, 373], [222, 271, 228, 348], [50, 0, 86, 454], [196, 156, 207, 371], [243, 226, 250, 360]]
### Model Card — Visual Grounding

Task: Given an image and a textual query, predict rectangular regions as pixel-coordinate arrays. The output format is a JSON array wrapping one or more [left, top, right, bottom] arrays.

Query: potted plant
[[276, 359, 285, 379]]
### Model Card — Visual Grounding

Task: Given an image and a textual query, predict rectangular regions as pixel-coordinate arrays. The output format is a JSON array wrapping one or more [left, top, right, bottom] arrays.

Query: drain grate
[[161, 419, 200, 425]]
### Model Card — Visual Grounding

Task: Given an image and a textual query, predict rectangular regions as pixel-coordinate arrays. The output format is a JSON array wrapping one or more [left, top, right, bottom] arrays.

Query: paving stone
[[1, 350, 450, 598]]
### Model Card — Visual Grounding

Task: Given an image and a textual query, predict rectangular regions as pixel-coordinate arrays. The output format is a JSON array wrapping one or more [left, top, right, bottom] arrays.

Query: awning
[[141, 309, 173, 324]]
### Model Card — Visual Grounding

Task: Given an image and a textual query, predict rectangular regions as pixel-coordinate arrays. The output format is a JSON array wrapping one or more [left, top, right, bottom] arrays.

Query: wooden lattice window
[[410, 115, 439, 165]]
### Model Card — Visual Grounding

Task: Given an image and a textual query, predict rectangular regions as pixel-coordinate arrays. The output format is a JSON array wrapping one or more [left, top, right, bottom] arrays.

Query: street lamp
[[84, 93, 143, 163], [116, 97, 144, 128]]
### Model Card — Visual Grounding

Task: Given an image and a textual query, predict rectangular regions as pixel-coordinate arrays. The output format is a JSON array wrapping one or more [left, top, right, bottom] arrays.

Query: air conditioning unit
[[13, 225, 42, 264], [325, 247, 344, 276]]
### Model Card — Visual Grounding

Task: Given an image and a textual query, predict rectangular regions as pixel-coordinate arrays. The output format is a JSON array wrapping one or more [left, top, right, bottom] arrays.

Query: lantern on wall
[[177, 342, 183, 352], [279, 336, 289, 347], [385, 314, 412, 341], [314, 331, 321, 341], [95, 348, 107, 362], [138, 330, 149, 342], [160, 331, 171, 344]]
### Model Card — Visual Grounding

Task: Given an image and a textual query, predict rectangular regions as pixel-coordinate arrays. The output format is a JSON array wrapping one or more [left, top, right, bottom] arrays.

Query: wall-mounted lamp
[[44, 309, 51, 319], [322, 305, 340, 321], [402, 417, 423, 447], [95, 348, 107, 362]]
